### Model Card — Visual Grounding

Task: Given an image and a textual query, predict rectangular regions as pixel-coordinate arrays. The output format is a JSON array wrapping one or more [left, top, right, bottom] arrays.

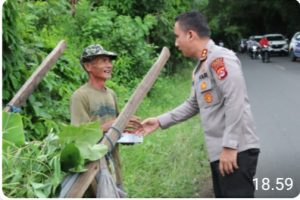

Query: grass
[[119, 66, 211, 197]]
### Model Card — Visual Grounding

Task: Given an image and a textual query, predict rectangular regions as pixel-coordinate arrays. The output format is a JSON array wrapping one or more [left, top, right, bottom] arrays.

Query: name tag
[[199, 72, 208, 80]]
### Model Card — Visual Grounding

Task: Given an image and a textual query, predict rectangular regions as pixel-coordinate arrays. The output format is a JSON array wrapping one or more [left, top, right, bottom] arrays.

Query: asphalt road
[[239, 54, 300, 198]]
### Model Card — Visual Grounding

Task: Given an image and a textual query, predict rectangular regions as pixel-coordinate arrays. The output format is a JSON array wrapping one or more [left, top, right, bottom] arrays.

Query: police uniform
[[158, 40, 260, 197]]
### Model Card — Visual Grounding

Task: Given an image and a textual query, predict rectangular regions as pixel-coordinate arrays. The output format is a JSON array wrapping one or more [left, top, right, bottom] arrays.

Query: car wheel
[[290, 49, 296, 62]]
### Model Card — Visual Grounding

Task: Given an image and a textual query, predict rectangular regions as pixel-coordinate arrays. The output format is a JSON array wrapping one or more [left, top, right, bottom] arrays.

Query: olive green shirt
[[70, 83, 119, 127], [70, 82, 123, 186]]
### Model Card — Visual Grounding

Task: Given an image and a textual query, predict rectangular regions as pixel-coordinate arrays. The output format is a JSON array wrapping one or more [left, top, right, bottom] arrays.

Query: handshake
[[102, 116, 160, 136]]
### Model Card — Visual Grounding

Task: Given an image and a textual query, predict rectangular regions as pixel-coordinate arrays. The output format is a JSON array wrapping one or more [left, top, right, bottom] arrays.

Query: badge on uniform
[[211, 57, 228, 80], [200, 49, 208, 60], [200, 81, 207, 90], [204, 92, 213, 103]]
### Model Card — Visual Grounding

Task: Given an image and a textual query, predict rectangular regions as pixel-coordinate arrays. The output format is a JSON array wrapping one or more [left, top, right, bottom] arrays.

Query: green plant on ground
[[2, 112, 108, 198]]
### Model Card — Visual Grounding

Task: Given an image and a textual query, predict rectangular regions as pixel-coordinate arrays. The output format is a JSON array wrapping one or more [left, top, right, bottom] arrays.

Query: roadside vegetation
[[2, 0, 299, 197], [2, 0, 209, 197]]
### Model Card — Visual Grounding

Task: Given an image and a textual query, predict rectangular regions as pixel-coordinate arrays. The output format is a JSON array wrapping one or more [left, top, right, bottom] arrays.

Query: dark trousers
[[210, 148, 260, 198]]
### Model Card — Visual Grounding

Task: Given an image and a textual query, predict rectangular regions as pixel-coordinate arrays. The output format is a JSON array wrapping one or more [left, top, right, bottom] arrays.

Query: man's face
[[174, 22, 193, 57], [85, 56, 113, 80]]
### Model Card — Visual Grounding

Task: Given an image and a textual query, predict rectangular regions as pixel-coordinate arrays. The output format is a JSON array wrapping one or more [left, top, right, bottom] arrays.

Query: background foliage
[[3, 0, 299, 138], [2, 0, 300, 198], [205, 0, 300, 49]]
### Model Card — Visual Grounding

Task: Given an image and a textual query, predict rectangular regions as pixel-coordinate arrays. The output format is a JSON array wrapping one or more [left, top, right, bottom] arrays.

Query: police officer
[[139, 11, 260, 197]]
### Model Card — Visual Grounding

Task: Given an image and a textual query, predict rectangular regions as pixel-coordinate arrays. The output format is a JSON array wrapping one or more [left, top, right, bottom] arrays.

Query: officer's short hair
[[175, 11, 211, 37]]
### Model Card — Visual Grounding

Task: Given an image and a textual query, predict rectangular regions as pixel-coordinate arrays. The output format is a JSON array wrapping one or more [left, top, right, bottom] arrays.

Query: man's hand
[[124, 116, 142, 133], [102, 118, 116, 133], [136, 117, 160, 136], [219, 147, 239, 177], [101, 116, 142, 133]]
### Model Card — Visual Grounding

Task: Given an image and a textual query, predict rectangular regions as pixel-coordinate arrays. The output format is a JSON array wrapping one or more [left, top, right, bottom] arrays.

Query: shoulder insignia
[[211, 57, 228, 80]]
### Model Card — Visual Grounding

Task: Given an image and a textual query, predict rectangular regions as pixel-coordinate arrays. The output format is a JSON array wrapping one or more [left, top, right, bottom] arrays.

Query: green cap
[[80, 44, 117, 64]]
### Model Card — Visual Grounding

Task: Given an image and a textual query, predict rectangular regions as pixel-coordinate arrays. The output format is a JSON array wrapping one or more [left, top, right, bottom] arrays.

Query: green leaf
[[58, 121, 102, 145], [2, 112, 25, 151], [30, 181, 51, 198], [59, 122, 107, 172], [49, 155, 63, 193], [60, 143, 84, 172], [76, 142, 108, 161]]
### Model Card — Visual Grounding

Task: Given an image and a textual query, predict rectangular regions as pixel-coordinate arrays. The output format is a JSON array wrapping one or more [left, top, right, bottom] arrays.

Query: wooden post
[[3, 40, 66, 112], [64, 47, 170, 198]]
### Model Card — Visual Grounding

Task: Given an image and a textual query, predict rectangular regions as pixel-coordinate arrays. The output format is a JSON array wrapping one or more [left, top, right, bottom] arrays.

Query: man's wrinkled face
[[174, 22, 193, 57], [85, 56, 113, 80]]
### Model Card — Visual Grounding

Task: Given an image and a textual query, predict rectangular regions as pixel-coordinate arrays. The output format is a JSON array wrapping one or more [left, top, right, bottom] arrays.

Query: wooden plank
[[90, 178, 98, 197], [3, 40, 66, 112], [64, 47, 170, 197], [64, 159, 102, 197], [104, 47, 171, 148]]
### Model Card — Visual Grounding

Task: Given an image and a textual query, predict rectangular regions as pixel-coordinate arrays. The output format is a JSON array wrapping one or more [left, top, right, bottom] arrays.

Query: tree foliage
[[2, 0, 205, 140], [204, 0, 300, 49]]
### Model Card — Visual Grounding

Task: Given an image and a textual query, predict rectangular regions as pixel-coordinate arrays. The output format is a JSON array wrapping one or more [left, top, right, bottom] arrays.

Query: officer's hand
[[219, 147, 239, 177], [136, 117, 160, 136]]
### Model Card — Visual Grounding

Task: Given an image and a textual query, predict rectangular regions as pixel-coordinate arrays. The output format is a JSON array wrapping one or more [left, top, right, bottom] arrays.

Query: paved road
[[239, 54, 300, 198]]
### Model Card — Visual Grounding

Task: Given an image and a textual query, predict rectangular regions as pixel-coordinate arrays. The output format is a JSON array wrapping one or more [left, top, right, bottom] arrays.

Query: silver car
[[265, 33, 289, 55]]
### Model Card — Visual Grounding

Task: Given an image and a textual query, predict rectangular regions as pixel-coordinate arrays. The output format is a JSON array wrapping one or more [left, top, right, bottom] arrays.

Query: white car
[[264, 33, 289, 55], [288, 31, 300, 61]]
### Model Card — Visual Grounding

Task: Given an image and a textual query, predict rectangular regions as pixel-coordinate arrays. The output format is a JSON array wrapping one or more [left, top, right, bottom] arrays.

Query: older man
[[70, 44, 141, 193]]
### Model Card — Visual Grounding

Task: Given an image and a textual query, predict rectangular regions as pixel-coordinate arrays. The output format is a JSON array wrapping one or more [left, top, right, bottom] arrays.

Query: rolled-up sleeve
[[158, 87, 199, 129]]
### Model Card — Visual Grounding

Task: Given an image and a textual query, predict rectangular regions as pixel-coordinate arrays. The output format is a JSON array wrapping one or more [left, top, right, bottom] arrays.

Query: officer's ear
[[186, 30, 192, 39], [187, 30, 197, 41]]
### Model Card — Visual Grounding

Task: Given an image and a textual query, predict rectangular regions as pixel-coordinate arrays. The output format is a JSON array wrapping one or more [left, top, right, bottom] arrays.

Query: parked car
[[247, 35, 262, 59], [288, 31, 300, 61], [264, 33, 289, 55]]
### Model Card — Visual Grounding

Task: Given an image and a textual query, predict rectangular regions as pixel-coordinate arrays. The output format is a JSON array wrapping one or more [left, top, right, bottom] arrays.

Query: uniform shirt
[[158, 40, 260, 162], [70, 83, 119, 126]]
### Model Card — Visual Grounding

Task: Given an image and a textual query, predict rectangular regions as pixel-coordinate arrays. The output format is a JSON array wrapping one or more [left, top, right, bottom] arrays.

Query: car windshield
[[266, 35, 285, 41]]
